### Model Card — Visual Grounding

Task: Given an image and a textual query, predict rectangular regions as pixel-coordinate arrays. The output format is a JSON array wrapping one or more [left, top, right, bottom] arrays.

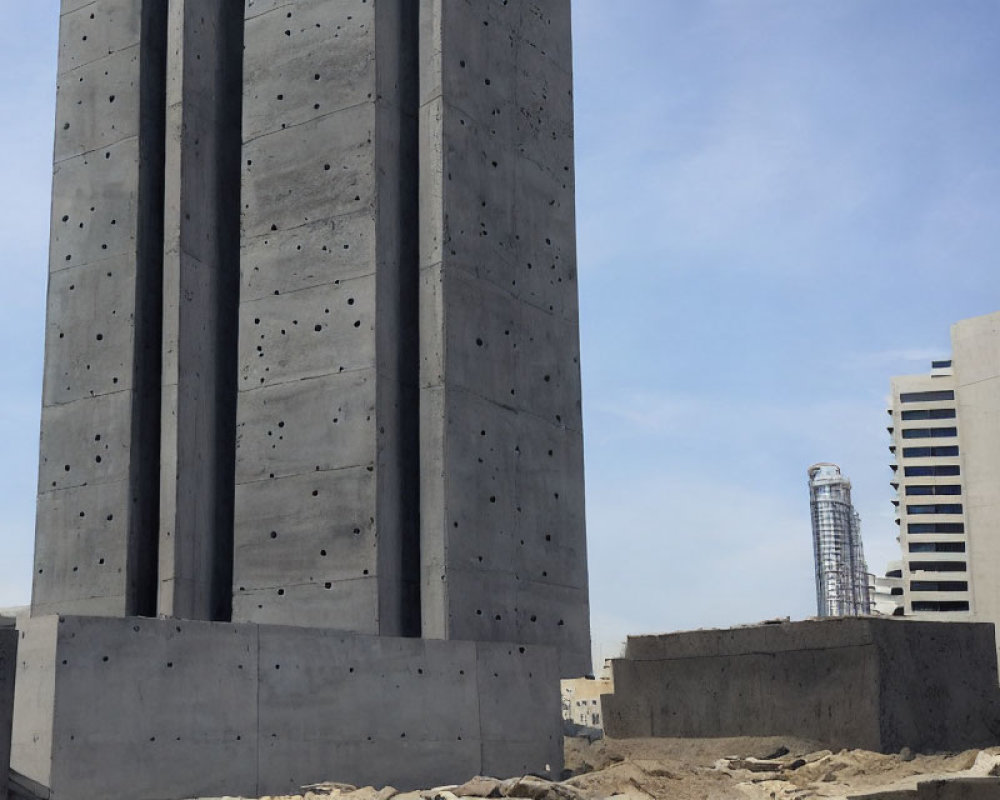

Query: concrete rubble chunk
[[498, 776, 586, 800], [450, 778, 503, 798], [299, 786, 398, 800], [300, 785, 358, 797]]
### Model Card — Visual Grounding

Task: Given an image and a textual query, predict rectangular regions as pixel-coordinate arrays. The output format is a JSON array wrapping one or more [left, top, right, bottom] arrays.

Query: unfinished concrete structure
[[602, 619, 1000, 753], [15, 1, 589, 797]]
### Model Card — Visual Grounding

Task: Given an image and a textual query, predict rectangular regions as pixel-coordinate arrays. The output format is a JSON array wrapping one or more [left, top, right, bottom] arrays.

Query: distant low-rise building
[[868, 563, 904, 617], [561, 660, 613, 729]]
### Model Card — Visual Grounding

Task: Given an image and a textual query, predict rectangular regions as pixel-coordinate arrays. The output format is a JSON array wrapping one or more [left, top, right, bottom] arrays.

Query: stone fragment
[[451, 777, 502, 798], [498, 777, 586, 800]]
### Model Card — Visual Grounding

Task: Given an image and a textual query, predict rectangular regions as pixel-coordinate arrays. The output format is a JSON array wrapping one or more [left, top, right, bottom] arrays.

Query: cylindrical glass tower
[[808, 463, 871, 616]]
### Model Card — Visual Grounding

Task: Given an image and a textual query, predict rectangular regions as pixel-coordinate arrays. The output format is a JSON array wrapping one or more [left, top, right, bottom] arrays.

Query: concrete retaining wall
[[856, 777, 1000, 799], [12, 616, 561, 800], [603, 618, 1000, 753], [0, 621, 15, 800]]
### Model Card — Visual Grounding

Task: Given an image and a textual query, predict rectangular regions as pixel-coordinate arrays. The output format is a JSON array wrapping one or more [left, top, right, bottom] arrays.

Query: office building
[[887, 311, 1000, 628], [808, 463, 871, 617], [888, 361, 969, 618]]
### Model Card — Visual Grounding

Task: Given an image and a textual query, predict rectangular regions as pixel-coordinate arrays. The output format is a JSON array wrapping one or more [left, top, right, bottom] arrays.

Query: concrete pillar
[[0, 620, 15, 800], [232, 0, 421, 635], [417, 0, 591, 676], [157, 0, 243, 621], [33, 0, 168, 618]]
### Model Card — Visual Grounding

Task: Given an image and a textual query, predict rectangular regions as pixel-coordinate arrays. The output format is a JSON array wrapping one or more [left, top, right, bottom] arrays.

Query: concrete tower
[[14, 2, 590, 797]]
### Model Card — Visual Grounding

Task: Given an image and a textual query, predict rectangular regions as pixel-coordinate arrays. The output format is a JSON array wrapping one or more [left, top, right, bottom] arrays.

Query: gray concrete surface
[[11, 616, 561, 800], [35, 0, 590, 675], [417, 0, 591, 679], [34, 0, 167, 619], [603, 618, 1000, 752], [233, 0, 420, 636], [157, 0, 243, 622], [0, 620, 15, 800]]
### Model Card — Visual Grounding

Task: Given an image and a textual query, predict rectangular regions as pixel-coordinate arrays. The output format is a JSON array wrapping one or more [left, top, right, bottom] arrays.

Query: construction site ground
[[185, 736, 1000, 800]]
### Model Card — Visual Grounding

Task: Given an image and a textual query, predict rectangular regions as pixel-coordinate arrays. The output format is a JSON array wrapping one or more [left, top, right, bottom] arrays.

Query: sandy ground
[[564, 736, 1000, 799], [199, 736, 1000, 800]]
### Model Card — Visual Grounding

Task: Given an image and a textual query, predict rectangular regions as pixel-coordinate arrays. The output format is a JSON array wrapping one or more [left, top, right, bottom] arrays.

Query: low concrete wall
[[0, 620, 16, 800], [855, 777, 1000, 799], [603, 618, 1000, 753], [12, 616, 561, 800]]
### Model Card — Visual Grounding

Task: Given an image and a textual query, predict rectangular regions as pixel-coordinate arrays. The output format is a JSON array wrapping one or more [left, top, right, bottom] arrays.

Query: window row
[[906, 503, 963, 515], [900, 427, 957, 439], [902, 446, 959, 458], [905, 484, 961, 496], [911, 600, 969, 612], [899, 390, 954, 403], [910, 580, 968, 592], [900, 408, 955, 421], [904, 465, 960, 477], [907, 561, 967, 573], [908, 541, 965, 553], [908, 522, 964, 534]]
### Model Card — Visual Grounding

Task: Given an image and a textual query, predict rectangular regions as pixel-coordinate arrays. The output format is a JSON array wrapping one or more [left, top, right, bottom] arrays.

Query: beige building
[[561, 661, 614, 730], [868, 563, 904, 617], [887, 312, 1000, 635]]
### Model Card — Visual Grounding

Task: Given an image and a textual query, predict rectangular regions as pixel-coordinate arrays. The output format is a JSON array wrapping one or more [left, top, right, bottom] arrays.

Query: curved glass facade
[[808, 463, 872, 616]]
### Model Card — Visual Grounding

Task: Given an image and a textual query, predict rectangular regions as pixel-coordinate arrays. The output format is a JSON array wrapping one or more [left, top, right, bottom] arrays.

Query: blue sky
[[2, 2, 1000, 666]]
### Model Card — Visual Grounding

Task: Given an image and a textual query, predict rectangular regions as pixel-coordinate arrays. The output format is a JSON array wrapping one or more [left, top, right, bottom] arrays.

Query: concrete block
[[476, 642, 563, 779], [603, 619, 1000, 753], [0, 620, 16, 800], [14, 616, 258, 800], [10, 616, 58, 789], [257, 630, 481, 792], [11, 616, 562, 800]]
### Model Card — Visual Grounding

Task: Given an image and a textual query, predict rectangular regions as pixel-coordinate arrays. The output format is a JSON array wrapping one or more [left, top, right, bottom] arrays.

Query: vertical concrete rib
[[233, 0, 419, 634], [418, 0, 592, 676], [158, 0, 244, 622], [33, 0, 167, 618]]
